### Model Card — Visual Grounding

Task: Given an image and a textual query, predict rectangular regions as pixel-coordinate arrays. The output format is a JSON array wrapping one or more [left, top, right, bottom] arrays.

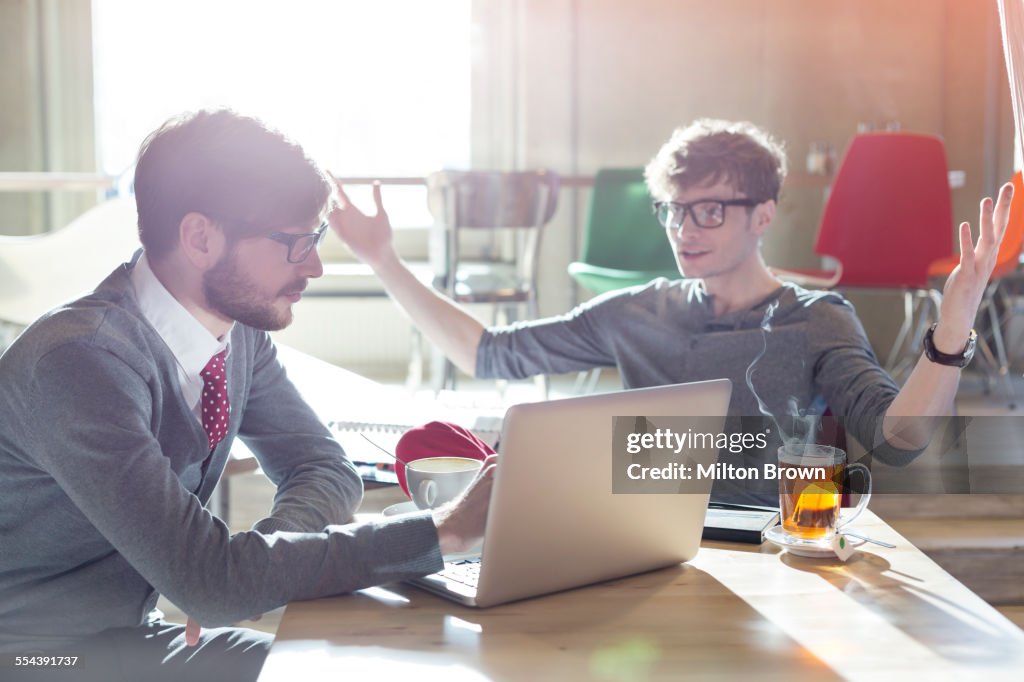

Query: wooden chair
[[424, 169, 560, 392]]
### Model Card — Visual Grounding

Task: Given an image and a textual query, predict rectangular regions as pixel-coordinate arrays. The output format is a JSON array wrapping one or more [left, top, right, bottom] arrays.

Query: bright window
[[92, 0, 471, 226]]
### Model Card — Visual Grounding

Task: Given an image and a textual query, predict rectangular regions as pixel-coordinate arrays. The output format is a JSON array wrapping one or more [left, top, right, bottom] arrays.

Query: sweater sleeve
[[24, 341, 443, 628], [807, 297, 922, 465], [475, 287, 631, 379], [236, 330, 362, 535]]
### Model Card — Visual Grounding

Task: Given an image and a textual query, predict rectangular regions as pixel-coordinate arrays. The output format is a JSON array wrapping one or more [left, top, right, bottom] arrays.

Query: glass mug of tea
[[778, 443, 872, 543]]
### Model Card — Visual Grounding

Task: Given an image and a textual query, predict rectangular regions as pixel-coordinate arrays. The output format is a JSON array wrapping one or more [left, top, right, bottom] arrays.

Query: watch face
[[963, 331, 978, 363]]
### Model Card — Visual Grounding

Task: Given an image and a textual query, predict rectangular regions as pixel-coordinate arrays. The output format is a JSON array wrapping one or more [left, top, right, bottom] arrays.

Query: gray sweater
[[0, 257, 443, 652], [478, 279, 904, 465]]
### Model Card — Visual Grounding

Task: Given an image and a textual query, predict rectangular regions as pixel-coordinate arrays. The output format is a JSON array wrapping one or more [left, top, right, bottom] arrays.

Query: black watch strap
[[923, 323, 977, 368]]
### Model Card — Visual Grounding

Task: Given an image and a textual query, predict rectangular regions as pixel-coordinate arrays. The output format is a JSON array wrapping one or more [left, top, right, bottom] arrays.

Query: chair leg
[[444, 358, 457, 392], [984, 287, 1017, 409], [534, 373, 549, 399], [975, 332, 999, 385], [907, 291, 938, 353], [887, 290, 941, 384], [885, 291, 916, 372], [571, 367, 603, 394]]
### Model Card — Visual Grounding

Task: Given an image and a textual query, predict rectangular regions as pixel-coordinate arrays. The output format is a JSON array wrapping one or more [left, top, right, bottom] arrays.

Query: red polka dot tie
[[200, 350, 230, 451]]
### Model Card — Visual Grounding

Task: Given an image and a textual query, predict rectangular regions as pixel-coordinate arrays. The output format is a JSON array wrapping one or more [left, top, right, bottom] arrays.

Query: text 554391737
[[15, 656, 78, 666]]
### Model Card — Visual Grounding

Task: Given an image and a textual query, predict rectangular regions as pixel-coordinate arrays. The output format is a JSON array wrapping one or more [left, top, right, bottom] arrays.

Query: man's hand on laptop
[[432, 454, 497, 555]]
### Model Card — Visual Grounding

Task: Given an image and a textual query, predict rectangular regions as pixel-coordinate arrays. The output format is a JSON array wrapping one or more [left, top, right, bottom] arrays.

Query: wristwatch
[[922, 323, 977, 368]]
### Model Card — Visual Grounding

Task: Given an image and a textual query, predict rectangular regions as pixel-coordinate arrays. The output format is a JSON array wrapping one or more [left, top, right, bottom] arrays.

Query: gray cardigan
[[0, 255, 443, 652]]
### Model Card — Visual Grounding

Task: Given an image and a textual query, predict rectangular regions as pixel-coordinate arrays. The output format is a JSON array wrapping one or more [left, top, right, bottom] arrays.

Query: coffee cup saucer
[[382, 501, 419, 517], [764, 525, 866, 558]]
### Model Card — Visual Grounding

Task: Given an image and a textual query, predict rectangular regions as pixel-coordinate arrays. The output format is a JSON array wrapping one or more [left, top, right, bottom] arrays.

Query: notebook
[[408, 379, 732, 608], [702, 503, 780, 544]]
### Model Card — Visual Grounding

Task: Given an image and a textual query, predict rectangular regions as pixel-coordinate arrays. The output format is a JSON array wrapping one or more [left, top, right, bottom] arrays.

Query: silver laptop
[[409, 379, 732, 608]]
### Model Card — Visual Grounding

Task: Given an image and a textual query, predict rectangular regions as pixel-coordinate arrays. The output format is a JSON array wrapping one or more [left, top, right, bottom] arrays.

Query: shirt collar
[[130, 252, 230, 374]]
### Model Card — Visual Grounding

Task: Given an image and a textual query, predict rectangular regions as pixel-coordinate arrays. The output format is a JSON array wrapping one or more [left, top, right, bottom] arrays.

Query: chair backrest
[[815, 132, 954, 289], [426, 170, 560, 229], [579, 168, 676, 273], [425, 170, 560, 299], [992, 170, 1024, 280], [0, 197, 139, 326]]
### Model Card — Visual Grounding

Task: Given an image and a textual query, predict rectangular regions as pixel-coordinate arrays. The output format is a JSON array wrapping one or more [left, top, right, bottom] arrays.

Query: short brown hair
[[134, 109, 331, 259], [644, 119, 787, 203]]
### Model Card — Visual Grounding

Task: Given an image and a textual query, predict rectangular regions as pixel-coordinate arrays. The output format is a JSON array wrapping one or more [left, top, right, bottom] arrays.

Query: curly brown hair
[[644, 119, 787, 203]]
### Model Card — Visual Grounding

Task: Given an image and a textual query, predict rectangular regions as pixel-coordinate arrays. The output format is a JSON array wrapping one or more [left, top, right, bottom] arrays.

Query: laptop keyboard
[[438, 558, 481, 588]]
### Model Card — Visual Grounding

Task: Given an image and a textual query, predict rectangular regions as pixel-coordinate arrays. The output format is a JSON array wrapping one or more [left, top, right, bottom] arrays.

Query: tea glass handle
[[837, 463, 872, 530], [418, 480, 438, 508]]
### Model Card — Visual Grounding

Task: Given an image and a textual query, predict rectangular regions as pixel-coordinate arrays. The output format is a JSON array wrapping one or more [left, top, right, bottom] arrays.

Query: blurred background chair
[[0, 196, 139, 345], [423, 169, 560, 392], [773, 132, 956, 381], [928, 171, 1024, 408], [566, 168, 678, 392], [568, 168, 678, 296]]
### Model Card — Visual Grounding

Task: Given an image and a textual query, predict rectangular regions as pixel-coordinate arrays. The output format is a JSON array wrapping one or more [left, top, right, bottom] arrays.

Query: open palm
[[939, 182, 1014, 336], [327, 176, 394, 266]]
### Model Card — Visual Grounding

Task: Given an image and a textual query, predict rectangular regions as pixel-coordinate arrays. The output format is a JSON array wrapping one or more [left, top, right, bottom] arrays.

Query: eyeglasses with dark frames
[[652, 198, 764, 230], [266, 221, 329, 263]]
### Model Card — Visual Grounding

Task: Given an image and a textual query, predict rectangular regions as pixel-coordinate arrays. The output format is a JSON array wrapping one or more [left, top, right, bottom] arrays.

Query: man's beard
[[203, 251, 303, 331]]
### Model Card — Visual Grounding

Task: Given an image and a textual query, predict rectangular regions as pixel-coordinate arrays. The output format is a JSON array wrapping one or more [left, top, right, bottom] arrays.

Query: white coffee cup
[[405, 456, 483, 510]]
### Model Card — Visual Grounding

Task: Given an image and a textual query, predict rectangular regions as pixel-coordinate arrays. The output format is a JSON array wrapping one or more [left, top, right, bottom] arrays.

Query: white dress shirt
[[130, 253, 231, 415]]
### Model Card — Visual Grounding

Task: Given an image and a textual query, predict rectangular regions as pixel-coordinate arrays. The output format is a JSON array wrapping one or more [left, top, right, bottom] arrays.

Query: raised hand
[[327, 175, 396, 267], [935, 182, 1015, 349]]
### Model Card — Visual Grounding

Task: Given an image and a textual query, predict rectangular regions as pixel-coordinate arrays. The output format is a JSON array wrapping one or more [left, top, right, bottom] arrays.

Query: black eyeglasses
[[652, 198, 764, 230], [266, 221, 329, 263]]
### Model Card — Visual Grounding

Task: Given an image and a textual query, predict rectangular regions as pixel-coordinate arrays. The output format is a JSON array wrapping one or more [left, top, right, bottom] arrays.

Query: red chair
[[928, 171, 1024, 408], [774, 133, 956, 378]]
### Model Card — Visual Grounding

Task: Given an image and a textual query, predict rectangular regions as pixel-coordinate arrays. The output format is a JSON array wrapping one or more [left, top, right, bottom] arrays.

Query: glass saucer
[[382, 501, 419, 516], [764, 525, 866, 558]]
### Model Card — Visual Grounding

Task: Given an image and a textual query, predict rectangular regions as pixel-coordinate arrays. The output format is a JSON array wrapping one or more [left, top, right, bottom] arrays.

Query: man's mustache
[[279, 280, 307, 296]]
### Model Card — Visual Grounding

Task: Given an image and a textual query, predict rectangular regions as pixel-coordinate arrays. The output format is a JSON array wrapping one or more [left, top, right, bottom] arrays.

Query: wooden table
[[258, 508, 1024, 681]]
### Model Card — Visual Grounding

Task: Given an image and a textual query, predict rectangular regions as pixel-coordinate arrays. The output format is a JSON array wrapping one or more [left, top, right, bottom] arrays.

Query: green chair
[[568, 168, 679, 295]]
